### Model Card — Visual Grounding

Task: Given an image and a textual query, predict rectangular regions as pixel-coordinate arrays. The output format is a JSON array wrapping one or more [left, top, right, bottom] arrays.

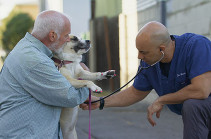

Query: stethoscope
[[87, 51, 165, 104]]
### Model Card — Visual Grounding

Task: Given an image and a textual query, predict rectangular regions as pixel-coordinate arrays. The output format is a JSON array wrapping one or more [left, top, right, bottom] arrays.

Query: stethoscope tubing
[[86, 51, 164, 104]]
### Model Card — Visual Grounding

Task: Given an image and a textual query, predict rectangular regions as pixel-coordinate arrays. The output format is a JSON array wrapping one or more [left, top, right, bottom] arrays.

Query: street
[[76, 93, 183, 139]]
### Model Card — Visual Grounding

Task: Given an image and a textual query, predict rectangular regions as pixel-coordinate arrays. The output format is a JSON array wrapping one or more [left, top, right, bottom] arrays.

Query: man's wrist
[[99, 97, 105, 110], [156, 97, 165, 105]]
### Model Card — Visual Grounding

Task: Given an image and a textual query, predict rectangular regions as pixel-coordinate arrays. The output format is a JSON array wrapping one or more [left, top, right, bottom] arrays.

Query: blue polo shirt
[[133, 33, 211, 115]]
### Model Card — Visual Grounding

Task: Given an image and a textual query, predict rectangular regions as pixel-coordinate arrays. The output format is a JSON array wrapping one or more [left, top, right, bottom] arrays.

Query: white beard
[[51, 42, 67, 59]]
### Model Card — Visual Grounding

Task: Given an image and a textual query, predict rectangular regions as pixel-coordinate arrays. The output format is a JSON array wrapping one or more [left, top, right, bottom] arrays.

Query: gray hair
[[31, 10, 67, 39]]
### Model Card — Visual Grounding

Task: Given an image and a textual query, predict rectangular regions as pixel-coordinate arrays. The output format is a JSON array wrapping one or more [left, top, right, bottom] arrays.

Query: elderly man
[[81, 21, 211, 139], [0, 10, 89, 138]]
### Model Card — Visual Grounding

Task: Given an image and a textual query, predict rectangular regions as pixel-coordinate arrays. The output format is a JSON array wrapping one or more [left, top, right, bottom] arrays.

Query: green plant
[[2, 13, 34, 54]]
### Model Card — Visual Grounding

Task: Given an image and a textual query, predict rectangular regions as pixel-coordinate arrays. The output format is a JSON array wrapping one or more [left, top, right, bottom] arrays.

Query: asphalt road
[[76, 98, 183, 139]]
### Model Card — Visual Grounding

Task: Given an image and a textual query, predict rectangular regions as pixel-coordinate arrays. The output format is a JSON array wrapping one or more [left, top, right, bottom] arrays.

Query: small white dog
[[52, 35, 115, 139]]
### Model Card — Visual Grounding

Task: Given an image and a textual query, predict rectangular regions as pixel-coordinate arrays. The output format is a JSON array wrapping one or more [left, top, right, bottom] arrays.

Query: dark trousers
[[182, 97, 211, 139]]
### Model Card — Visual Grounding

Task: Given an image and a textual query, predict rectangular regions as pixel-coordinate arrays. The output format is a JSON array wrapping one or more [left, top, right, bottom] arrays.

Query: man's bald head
[[135, 21, 174, 64], [136, 21, 171, 48], [31, 10, 71, 39]]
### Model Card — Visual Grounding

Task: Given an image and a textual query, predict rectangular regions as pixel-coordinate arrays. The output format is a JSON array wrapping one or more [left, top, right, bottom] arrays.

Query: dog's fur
[[53, 35, 115, 139]]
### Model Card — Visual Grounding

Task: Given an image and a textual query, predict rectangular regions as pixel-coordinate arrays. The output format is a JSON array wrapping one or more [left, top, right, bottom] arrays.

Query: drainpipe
[[39, 0, 46, 11], [91, 0, 95, 19], [160, 0, 166, 26]]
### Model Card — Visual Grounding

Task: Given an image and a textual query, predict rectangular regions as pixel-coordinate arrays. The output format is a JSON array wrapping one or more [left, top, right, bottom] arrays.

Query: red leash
[[88, 89, 92, 139], [52, 57, 92, 138]]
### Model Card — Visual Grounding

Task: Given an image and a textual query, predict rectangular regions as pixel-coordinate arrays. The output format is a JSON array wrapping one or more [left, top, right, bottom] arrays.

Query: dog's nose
[[86, 40, 90, 44]]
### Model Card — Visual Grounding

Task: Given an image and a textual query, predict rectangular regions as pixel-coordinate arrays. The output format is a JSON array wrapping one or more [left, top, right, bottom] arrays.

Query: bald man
[[80, 21, 211, 139], [0, 10, 89, 138]]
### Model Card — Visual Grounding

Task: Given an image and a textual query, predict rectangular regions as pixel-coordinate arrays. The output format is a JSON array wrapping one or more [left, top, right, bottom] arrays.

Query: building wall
[[167, 0, 211, 39], [137, 0, 161, 30], [136, 0, 211, 39], [119, 0, 139, 86]]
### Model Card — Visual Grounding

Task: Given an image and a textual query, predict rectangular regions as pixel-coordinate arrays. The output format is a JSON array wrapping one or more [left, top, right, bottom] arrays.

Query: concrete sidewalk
[[76, 102, 183, 139]]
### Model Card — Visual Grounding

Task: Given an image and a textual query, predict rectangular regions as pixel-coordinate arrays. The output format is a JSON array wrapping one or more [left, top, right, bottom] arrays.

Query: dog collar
[[52, 57, 73, 69]]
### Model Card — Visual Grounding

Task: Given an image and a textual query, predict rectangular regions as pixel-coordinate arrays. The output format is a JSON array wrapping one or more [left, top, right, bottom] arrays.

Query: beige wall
[[13, 4, 39, 19], [119, 0, 139, 87]]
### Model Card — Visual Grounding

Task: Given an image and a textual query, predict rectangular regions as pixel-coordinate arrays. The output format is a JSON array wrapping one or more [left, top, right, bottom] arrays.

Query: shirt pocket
[[175, 75, 190, 91]]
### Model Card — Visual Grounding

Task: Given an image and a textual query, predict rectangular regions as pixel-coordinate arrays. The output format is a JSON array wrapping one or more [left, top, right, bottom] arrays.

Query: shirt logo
[[177, 72, 186, 77]]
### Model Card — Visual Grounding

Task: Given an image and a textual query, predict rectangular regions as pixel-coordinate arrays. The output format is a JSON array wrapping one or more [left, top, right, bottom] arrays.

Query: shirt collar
[[25, 32, 53, 58]]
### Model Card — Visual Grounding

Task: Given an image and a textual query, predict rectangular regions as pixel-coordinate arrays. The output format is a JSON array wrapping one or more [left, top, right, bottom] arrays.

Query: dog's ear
[[69, 35, 78, 41], [69, 35, 74, 39]]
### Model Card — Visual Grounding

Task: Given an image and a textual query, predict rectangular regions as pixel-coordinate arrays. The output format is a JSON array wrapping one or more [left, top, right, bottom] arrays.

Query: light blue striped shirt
[[0, 33, 89, 139]]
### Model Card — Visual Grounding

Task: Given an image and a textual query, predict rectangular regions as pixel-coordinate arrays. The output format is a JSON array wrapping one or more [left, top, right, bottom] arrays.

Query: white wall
[[167, 0, 211, 39], [63, 0, 91, 37], [44, 0, 63, 12]]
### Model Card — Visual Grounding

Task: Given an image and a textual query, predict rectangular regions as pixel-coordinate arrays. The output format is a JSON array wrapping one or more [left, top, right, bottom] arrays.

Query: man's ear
[[49, 31, 57, 42], [159, 45, 165, 52]]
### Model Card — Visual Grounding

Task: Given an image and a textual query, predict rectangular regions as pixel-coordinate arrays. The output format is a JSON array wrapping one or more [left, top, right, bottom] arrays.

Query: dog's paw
[[101, 70, 116, 79], [87, 82, 103, 93]]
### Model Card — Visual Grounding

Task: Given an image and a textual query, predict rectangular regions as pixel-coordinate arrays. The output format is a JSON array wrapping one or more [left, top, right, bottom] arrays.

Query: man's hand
[[147, 98, 164, 126], [80, 95, 100, 110]]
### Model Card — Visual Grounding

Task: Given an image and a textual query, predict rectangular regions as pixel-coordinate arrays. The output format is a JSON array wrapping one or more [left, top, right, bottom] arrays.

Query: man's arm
[[23, 62, 89, 107], [158, 71, 211, 104], [80, 85, 151, 110], [104, 86, 151, 107], [148, 71, 211, 126]]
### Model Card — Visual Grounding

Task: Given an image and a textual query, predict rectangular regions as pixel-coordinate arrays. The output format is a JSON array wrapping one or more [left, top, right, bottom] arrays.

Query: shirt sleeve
[[22, 61, 89, 107], [133, 65, 153, 91], [186, 36, 211, 80]]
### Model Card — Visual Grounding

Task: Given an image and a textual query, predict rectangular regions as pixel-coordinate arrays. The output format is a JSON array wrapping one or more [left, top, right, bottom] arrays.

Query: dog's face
[[63, 35, 91, 55]]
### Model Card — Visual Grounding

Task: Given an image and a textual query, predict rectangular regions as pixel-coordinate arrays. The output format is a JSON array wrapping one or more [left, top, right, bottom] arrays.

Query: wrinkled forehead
[[136, 35, 151, 50]]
